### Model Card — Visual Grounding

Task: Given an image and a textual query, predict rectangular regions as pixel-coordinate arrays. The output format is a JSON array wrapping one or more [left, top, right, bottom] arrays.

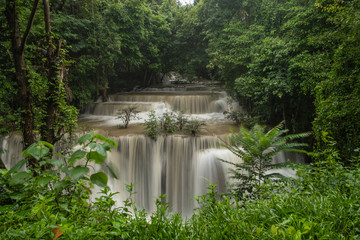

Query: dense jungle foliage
[[1, 0, 359, 161], [0, 0, 360, 239], [1, 133, 359, 239]]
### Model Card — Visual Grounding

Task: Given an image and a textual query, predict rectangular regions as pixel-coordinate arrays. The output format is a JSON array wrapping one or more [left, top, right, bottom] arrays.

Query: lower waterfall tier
[[1, 134, 302, 217], [104, 135, 236, 217]]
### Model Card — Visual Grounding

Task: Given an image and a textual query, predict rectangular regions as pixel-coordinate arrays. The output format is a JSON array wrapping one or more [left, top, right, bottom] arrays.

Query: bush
[[0, 134, 118, 239], [159, 111, 179, 134], [144, 110, 160, 140], [221, 122, 310, 199], [143, 111, 206, 138], [176, 111, 188, 131], [224, 110, 260, 128], [183, 119, 206, 136], [191, 161, 360, 239], [116, 107, 139, 129], [0, 134, 359, 239]]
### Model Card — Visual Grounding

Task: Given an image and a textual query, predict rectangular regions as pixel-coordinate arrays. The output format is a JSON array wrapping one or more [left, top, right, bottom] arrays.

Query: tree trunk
[[6, 0, 40, 168], [102, 81, 108, 102], [282, 102, 287, 130], [40, 0, 66, 144]]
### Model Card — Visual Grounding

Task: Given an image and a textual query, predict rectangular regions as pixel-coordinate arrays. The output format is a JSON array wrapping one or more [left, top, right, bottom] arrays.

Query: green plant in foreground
[[221, 122, 310, 199], [0, 134, 117, 238]]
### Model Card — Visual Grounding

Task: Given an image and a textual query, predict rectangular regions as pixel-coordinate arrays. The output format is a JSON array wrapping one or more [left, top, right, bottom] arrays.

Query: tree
[[311, 0, 360, 162], [5, 0, 77, 168], [221, 122, 310, 199], [5, 0, 40, 167], [116, 107, 139, 129], [39, 0, 77, 144]]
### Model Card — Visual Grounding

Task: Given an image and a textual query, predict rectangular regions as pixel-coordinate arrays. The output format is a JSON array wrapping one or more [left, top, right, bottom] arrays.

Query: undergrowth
[[0, 134, 359, 239]]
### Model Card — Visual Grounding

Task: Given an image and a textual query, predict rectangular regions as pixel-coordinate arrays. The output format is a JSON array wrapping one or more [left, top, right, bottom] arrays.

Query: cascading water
[[0, 134, 24, 171], [103, 135, 239, 216], [0, 81, 301, 217]]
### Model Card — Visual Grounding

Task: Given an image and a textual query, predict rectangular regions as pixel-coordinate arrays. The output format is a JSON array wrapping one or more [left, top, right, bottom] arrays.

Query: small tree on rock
[[116, 107, 139, 129]]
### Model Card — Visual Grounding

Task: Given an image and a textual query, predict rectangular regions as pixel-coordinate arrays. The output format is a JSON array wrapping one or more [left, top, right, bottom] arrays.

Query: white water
[[0, 84, 302, 217], [101, 135, 240, 216]]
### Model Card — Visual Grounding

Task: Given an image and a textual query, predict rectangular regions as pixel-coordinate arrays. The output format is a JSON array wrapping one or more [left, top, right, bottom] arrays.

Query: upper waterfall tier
[[92, 91, 229, 115]]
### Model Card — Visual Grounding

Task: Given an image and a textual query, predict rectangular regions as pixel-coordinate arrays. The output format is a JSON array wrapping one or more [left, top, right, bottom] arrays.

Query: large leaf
[[90, 172, 108, 187], [68, 150, 87, 164], [37, 176, 53, 186], [88, 142, 107, 157], [9, 172, 32, 186], [68, 166, 89, 180], [37, 141, 54, 150], [45, 159, 63, 167], [106, 163, 118, 179], [87, 152, 106, 164], [94, 134, 117, 148], [22, 143, 49, 160], [5, 159, 27, 177], [78, 134, 94, 145], [87, 143, 107, 164], [54, 180, 71, 191]]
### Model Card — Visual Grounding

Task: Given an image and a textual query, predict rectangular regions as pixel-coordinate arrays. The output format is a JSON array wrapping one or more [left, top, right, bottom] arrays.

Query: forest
[[0, 0, 360, 239]]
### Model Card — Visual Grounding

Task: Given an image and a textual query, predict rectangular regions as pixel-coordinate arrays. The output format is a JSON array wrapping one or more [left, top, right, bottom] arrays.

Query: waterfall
[[0, 134, 24, 170], [1, 132, 302, 217], [106, 92, 227, 114], [1, 84, 302, 217], [104, 135, 238, 216]]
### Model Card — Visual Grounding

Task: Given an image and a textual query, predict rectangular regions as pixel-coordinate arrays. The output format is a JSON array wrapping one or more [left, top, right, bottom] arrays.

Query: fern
[[220, 122, 311, 199]]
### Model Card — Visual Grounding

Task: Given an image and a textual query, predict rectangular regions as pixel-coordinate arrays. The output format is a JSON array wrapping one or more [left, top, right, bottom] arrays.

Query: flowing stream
[[1, 81, 302, 217]]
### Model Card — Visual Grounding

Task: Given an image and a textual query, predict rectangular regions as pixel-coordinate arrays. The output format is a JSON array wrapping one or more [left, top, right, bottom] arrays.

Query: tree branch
[[20, 0, 40, 53]]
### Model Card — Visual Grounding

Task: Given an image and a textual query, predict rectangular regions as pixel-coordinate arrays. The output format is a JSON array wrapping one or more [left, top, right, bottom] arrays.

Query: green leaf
[[271, 225, 279, 236], [5, 159, 27, 177], [10, 192, 26, 201], [68, 150, 87, 164], [87, 151, 106, 164], [68, 166, 89, 180], [37, 176, 53, 186], [94, 134, 117, 147], [0, 205, 14, 213], [90, 172, 108, 187], [9, 172, 32, 185], [23, 143, 49, 160], [45, 159, 63, 167], [78, 134, 94, 145], [37, 141, 54, 150], [54, 180, 70, 191], [102, 142, 112, 151], [106, 163, 118, 179]]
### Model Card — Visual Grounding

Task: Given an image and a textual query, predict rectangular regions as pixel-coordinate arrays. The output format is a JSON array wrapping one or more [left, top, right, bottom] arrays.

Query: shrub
[[223, 110, 260, 128], [183, 119, 206, 136], [0, 134, 118, 239], [116, 107, 139, 128], [144, 111, 160, 140], [159, 111, 179, 134], [221, 122, 310, 199], [176, 111, 188, 131]]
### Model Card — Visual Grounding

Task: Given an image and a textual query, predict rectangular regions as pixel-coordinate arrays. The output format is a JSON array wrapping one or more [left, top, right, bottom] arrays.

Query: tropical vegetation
[[221, 122, 310, 199], [1, 134, 359, 239], [0, 0, 360, 239]]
